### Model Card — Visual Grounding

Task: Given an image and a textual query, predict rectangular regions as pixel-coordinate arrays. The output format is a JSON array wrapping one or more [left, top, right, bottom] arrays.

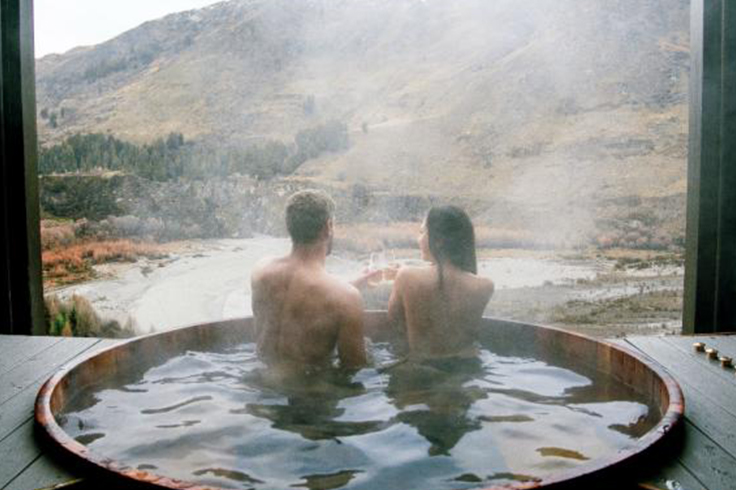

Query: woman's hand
[[350, 268, 384, 290], [382, 264, 400, 282]]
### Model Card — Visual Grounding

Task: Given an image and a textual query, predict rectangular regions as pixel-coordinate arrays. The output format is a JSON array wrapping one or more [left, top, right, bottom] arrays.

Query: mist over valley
[[37, 0, 688, 336], [36, 0, 689, 247]]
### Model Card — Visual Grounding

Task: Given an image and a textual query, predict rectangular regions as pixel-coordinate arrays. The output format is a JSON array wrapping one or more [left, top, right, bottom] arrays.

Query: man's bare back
[[388, 264, 494, 358], [251, 255, 366, 369]]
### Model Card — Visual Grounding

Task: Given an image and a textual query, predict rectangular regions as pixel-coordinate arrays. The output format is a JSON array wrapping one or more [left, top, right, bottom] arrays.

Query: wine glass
[[370, 249, 400, 283], [382, 249, 399, 282], [369, 251, 387, 285]]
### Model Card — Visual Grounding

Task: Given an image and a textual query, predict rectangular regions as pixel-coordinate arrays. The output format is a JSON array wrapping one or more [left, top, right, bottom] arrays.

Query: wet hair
[[426, 205, 478, 288], [285, 190, 335, 244]]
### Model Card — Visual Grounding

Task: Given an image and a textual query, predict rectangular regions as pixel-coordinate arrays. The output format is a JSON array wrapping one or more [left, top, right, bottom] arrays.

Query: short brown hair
[[285, 190, 335, 244]]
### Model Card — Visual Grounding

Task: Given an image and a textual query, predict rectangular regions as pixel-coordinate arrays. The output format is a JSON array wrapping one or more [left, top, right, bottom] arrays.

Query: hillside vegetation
[[39, 120, 348, 181]]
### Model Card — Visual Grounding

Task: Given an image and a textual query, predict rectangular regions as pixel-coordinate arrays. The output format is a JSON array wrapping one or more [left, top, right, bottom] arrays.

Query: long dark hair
[[426, 205, 477, 289]]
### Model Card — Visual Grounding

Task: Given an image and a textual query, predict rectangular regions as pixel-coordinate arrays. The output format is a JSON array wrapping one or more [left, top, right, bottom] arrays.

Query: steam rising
[[36, 0, 688, 247]]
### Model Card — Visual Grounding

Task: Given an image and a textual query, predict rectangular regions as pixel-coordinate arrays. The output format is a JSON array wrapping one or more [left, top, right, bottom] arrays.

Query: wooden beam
[[718, 0, 736, 330], [684, 0, 736, 333], [0, 1, 10, 331], [0, 0, 44, 335]]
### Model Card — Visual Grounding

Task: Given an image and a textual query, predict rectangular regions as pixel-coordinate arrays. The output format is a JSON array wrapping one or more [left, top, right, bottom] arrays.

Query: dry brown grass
[[41, 219, 167, 285], [335, 222, 552, 254], [44, 294, 136, 338], [40, 220, 77, 250], [334, 222, 420, 254], [474, 227, 544, 249], [42, 220, 166, 286]]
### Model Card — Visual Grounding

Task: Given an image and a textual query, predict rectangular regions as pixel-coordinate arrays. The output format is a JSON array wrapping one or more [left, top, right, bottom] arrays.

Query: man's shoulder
[[324, 274, 362, 305], [468, 273, 495, 299], [473, 273, 494, 291], [252, 255, 290, 282]]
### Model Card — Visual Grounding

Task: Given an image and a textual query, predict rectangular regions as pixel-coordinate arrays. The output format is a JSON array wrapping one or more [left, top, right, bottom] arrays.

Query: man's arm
[[337, 288, 367, 369], [250, 261, 279, 361]]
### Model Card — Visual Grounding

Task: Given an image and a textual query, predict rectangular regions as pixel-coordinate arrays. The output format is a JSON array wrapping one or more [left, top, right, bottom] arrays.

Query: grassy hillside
[[35, 0, 689, 244]]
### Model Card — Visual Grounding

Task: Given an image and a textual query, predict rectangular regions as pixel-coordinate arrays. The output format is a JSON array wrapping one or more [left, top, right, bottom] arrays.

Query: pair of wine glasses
[[367, 249, 400, 285]]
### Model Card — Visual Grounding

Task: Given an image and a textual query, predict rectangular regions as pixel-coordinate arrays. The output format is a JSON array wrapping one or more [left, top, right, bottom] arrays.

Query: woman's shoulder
[[454, 269, 494, 296], [396, 264, 434, 278], [394, 264, 435, 287]]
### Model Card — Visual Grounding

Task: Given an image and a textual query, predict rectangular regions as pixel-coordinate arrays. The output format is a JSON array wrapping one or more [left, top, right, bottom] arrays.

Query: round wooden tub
[[35, 313, 684, 489]]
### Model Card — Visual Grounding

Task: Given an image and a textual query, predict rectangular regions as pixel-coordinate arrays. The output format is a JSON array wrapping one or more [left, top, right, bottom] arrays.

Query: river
[[51, 236, 683, 336]]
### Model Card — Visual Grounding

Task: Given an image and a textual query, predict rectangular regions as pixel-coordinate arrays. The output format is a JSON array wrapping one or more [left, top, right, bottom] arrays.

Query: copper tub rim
[[35, 314, 685, 490]]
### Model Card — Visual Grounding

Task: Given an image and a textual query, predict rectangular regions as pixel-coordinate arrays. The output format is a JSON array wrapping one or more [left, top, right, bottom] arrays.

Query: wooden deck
[[0, 336, 121, 490], [616, 335, 736, 490], [0, 334, 734, 490]]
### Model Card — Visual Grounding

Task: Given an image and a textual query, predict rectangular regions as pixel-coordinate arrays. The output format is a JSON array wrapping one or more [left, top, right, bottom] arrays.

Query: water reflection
[[241, 354, 489, 457], [385, 356, 487, 456], [241, 367, 387, 441], [291, 470, 363, 490], [59, 342, 658, 490]]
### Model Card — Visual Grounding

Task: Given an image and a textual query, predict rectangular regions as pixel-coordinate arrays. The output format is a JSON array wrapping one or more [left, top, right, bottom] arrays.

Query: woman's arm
[[349, 269, 383, 290], [387, 269, 406, 331]]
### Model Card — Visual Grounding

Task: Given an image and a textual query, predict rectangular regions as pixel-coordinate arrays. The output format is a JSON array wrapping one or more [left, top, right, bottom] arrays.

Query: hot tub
[[36, 313, 683, 489]]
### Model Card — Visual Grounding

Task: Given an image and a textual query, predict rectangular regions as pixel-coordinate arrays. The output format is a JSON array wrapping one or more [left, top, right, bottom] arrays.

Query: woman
[[388, 206, 494, 358]]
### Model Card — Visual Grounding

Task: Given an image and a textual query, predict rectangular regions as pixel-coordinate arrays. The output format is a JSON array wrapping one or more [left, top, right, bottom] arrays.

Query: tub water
[[58, 341, 658, 490]]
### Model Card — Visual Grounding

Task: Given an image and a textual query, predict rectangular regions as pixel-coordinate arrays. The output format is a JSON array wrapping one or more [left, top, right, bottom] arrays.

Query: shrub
[[42, 237, 166, 286], [108, 215, 144, 236], [40, 220, 76, 250], [44, 294, 135, 338], [39, 124, 350, 182]]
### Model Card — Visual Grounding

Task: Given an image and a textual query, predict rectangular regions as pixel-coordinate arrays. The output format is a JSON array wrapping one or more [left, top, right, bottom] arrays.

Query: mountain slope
[[35, 0, 690, 241]]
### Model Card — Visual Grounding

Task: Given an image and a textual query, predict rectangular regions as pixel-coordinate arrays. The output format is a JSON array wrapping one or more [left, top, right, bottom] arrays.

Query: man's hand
[[350, 268, 384, 290]]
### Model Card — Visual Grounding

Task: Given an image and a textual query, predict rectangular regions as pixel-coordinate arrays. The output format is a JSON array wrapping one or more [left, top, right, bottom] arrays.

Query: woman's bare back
[[389, 265, 494, 357]]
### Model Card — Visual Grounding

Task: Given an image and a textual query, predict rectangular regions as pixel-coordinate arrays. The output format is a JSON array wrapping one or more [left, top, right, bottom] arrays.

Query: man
[[251, 190, 367, 369]]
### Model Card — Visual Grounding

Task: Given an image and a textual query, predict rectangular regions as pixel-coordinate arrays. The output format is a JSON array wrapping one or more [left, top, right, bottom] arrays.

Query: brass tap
[[705, 348, 719, 359], [719, 356, 733, 368], [693, 342, 706, 352]]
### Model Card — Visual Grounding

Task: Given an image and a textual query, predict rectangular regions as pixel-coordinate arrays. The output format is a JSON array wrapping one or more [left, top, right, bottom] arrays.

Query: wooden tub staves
[[35, 313, 684, 490]]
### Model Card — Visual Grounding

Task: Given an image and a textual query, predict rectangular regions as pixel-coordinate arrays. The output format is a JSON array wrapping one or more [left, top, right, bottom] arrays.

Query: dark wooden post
[[683, 0, 736, 333], [719, 1, 736, 331], [0, 0, 45, 335]]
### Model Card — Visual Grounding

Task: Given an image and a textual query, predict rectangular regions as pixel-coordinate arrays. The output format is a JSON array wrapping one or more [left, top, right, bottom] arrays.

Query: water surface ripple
[[61, 343, 656, 490]]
